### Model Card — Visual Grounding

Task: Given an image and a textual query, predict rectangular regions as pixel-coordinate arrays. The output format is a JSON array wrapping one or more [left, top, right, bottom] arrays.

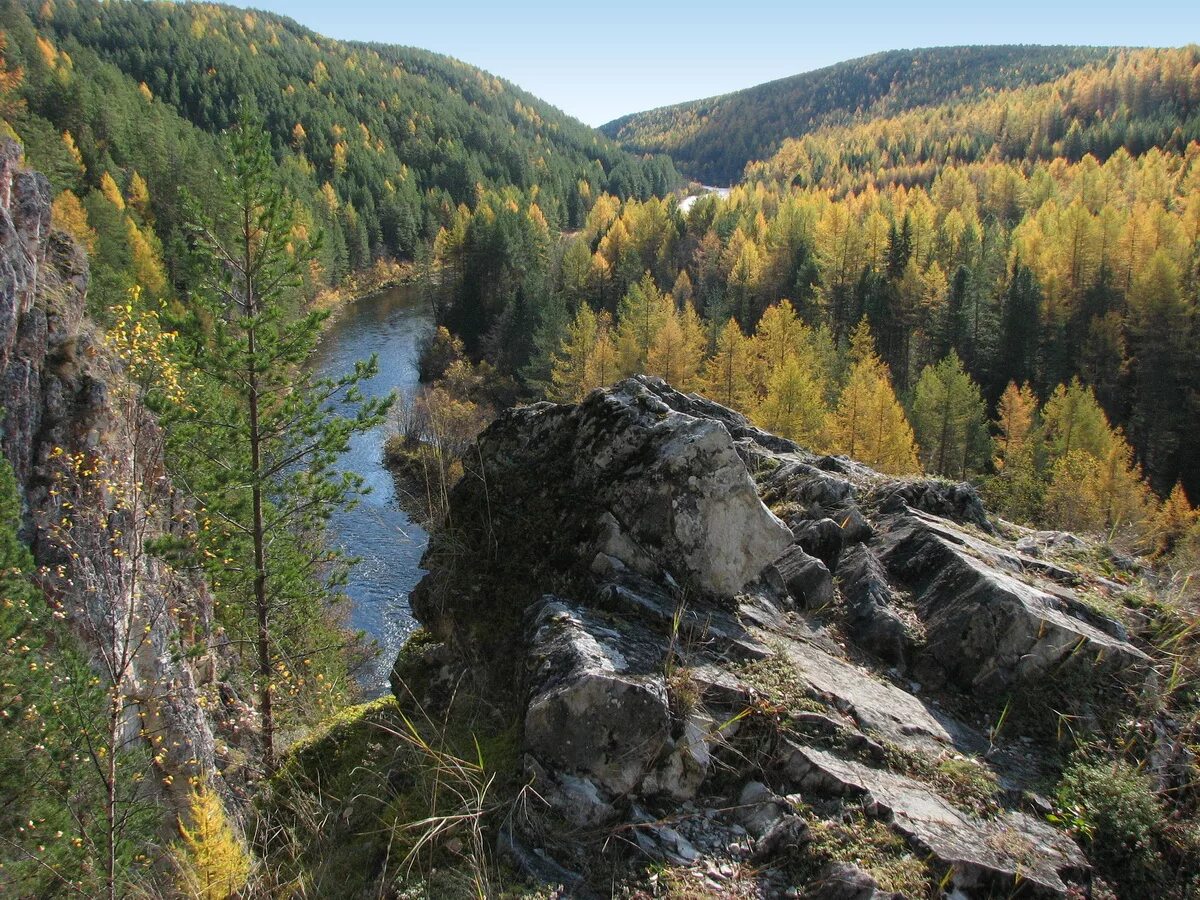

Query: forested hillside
[[601, 46, 1113, 184], [0, 0, 678, 306], [421, 47, 1200, 543]]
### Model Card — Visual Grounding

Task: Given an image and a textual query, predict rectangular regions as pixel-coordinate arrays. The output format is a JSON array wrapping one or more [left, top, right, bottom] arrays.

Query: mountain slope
[[601, 46, 1115, 184], [6, 0, 679, 276], [746, 45, 1200, 190]]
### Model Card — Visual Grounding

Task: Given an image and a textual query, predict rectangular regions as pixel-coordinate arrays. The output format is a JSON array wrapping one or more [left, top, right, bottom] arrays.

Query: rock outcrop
[[0, 139, 223, 810], [398, 375, 1158, 897]]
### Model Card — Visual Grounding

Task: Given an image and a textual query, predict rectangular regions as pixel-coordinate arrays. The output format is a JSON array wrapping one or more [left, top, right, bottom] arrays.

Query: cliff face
[[401, 376, 1174, 898], [0, 139, 221, 808]]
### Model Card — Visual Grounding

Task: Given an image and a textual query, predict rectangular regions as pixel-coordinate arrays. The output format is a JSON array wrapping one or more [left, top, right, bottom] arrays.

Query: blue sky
[[248, 0, 1200, 126]]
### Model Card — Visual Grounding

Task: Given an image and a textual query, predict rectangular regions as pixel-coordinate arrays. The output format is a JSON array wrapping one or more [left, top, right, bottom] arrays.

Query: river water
[[307, 283, 434, 695]]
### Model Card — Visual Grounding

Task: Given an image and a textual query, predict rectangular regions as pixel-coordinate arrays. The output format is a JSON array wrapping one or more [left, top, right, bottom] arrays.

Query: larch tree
[[828, 320, 920, 474], [910, 351, 989, 479], [1041, 378, 1113, 463], [586, 312, 619, 392], [548, 302, 598, 402], [701, 318, 755, 410], [1152, 481, 1197, 556], [994, 382, 1038, 465], [752, 298, 807, 388], [1091, 434, 1153, 538], [171, 112, 390, 774], [171, 783, 251, 900], [984, 381, 1044, 522], [754, 356, 828, 448], [646, 300, 705, 390], [615, 272, 669, 376]]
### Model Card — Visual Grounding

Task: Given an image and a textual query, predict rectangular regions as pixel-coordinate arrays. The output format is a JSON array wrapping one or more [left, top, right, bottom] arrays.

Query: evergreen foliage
[[168, 113, 391, 771]]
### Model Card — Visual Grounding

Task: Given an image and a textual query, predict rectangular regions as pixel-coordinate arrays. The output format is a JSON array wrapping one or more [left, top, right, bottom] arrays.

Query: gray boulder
[[770, 545, 835, 609], [878, 511, 1148, 694], [523, 598, 670, 825], [780, 743, 1088, 897]]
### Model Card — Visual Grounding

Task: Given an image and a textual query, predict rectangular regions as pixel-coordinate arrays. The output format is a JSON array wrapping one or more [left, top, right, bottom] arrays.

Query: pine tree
[[995, 262, 1043, 397], [1127, 250, 1189, 489], [910, 351, 989, 478], [171, 112, 390, 773]]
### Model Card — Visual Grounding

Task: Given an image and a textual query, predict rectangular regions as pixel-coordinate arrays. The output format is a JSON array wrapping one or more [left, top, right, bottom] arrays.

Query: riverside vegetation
[[0, 2, 1198, 896]]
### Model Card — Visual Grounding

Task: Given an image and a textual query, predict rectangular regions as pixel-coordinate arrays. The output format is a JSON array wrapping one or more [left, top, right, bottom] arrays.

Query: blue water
[[308, 283, 434, 695]]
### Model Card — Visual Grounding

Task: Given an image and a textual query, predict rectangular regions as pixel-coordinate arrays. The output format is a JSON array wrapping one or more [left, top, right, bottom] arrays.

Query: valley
[[0, 1, 1198, 896]]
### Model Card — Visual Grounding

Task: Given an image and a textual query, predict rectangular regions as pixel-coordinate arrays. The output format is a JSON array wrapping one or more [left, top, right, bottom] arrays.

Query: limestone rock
[[770, 545, 834, 609], [791, 517, 845, 572], [780, 743, 1088, 896], [413, 376, 791, 653], [878, 510, 1148, 694], [837, 544, 918, 667], [0, 139, 224, 811], [524, 598, 670, 823], [396, 375, 1160, 896], [765, 633, 957, 754]]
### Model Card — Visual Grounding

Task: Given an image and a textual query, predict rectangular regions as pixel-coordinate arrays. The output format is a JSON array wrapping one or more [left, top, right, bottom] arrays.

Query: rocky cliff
[[397, 376, 1186, 898], [0, 138, 222, 810]]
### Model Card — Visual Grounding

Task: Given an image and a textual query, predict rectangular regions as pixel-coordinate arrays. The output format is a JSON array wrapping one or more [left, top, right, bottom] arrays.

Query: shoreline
[[312, 258, 419, 335]]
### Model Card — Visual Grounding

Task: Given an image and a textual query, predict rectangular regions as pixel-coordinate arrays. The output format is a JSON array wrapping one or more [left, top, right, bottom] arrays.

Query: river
[[307, 283, 434, 696]]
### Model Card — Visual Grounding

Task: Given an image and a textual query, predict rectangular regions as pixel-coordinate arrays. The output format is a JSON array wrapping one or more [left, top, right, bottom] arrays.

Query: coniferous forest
[[1, 0, 1200, 895]]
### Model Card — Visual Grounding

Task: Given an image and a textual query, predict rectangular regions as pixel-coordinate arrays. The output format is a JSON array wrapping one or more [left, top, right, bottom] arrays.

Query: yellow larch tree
[[61, 130, 84, 176], [701, 318, 755, 410], [753, 299, 806, 376], [126, 170, 152, 222], [51, 189, 96, 252], [171, 783, 252, 900], [994, 382, 1038, 467], [754, 356, 828, 448], [126, 219, 167, 297], [99, 171, 125, 210], [1151, 481, 1197, 556], [549, 303, 599, 402], [615, 272, 669, 376], [587, 312, 619, 392], [827, 320, 919, 474], [647, 300, 705, 391]]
